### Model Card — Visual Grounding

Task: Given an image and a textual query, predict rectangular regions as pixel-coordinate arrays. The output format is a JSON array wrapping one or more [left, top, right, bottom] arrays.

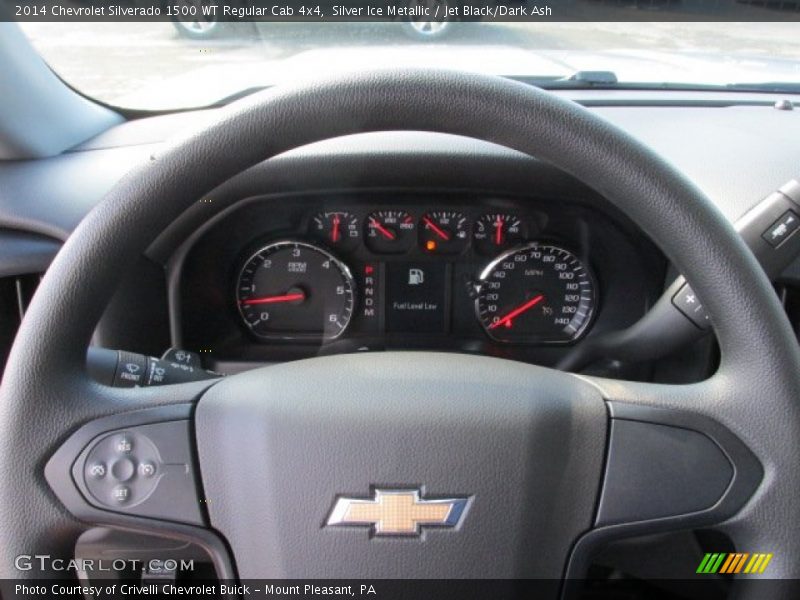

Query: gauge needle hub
[[241, 292, 306, 306], [489, 294, 545, 330]]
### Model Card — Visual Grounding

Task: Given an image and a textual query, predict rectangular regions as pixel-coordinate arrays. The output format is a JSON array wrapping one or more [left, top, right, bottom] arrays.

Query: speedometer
[[475, 243, 596, 343]]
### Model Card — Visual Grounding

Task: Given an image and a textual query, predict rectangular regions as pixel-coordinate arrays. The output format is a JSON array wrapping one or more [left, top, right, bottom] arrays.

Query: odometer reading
[[236, 241, 355, 340], [476, 243, 596, 343]]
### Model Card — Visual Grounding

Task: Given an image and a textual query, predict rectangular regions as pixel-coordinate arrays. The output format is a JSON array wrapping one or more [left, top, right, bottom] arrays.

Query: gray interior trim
[[0, 23, 122, 160], [71, 91, 800, 152], [0, 229, 59, 277], [3, 100, 800, 243]]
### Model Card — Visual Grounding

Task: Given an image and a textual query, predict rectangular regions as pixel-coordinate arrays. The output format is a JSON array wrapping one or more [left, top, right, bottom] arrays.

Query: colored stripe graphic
[[710, 554, 726, 573], [697, 553, 726, 574], [700, 552, 773, 575], [719, 554, 736, 574], [696, 553, 714, 573], [759, 554, 773, 573], [734, 553, 749, 574]]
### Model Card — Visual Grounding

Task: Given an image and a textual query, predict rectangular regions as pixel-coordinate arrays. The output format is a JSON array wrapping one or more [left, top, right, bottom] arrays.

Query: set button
[[112, 485, 131, 504]]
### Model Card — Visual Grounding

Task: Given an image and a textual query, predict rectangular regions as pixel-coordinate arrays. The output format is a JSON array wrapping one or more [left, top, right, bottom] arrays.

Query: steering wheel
[[2, 70, 799, 595]]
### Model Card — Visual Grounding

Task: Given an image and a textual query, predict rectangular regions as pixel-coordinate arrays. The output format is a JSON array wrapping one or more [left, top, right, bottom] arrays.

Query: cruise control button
[[87, 462, 106, 479], [139, 461, 157, 478], [111, 458, 135, 482], [112, 485, 131, 504], [75, 422, 203, 525], [114, 436, 133, 454]]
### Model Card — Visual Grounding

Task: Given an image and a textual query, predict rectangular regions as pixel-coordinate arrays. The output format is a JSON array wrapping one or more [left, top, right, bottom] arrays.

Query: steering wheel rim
[[2, 69, 799, 589]]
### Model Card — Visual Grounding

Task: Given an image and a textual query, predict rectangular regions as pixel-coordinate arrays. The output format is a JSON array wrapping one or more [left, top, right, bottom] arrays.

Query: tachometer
[[475, 243, 596, 343], [236, 241, 355, 340]]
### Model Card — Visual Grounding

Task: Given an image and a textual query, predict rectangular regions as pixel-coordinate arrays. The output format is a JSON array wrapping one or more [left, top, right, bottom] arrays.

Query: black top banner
[[4, 0, 800, 22]]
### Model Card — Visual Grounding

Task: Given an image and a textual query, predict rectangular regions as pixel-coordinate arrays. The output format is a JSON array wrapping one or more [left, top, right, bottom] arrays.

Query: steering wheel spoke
[[40, 379, 236, 578], [562, 370, 800, 585]]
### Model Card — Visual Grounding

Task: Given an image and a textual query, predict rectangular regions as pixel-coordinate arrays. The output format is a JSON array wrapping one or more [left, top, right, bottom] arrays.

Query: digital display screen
[[385, 262, 449, 333]]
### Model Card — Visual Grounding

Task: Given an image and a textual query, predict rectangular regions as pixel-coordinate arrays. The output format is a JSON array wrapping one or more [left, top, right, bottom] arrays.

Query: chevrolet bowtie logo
[[326, 489, 470, 537]]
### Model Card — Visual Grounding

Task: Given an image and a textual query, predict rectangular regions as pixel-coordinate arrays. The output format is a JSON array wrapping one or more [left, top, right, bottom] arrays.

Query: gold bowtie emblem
[[326, 489, 469, 537]]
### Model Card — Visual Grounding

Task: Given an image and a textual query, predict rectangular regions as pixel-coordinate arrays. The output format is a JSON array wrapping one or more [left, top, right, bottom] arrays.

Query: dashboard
[[4, 90, 800, 380], [175, 192, 666, 369], [2, 61, 800, 590]]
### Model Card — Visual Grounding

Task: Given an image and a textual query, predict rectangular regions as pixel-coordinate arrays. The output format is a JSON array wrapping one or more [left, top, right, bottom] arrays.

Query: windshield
[[18, 21, 800, 111]]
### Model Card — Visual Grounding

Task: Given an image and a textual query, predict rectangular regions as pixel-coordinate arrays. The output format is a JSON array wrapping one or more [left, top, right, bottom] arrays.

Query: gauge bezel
[[472, 212, 528, 255], [310, 211, 361, 251], [474, 241, 598, 345], [419, 210, 470, 254], [235, 240, 356, 342], [364, 209, 417, 253]]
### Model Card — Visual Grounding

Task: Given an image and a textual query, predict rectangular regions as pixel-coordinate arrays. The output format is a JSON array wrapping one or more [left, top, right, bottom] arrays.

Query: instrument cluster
[[236, 208, 594, 344], [177, 193, 665, 367]]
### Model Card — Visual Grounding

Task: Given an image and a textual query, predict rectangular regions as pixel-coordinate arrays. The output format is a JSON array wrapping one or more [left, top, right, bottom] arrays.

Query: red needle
[[488, 294, 545, 330], [241, 292, 305, 306], [423, 217, 450, 241], [370, 218, 396, 240], [494, 216, 503, 246], [331, 215, 341, 243]]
